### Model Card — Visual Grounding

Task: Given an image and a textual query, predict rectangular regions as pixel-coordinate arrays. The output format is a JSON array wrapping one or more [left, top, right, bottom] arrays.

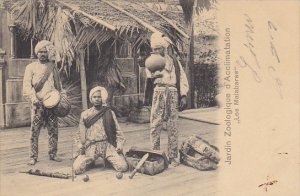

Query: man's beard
[[39, 56, 49, 63]]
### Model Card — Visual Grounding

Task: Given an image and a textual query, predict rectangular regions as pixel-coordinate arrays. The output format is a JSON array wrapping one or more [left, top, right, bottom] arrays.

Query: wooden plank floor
[[0, 118, 219, 196]]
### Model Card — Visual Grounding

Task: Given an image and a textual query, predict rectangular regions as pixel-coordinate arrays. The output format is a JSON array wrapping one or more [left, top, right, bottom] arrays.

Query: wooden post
[[8, 24, 16, 59], [30, 39, 35, 59], [188, 0, 197, 109], [189, 25, 195, 108], [0, 49, 6, 128], [128, 41, 132, 58], [79, 50, 88, 110]]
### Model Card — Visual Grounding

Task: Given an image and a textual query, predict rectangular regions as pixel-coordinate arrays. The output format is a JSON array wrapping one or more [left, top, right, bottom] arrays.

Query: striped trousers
[[30, 104, 58, 160], [150, 86, 179, 159]]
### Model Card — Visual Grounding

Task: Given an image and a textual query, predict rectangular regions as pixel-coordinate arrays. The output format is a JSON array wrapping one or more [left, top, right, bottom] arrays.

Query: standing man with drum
[[23, 40, 65, 165]]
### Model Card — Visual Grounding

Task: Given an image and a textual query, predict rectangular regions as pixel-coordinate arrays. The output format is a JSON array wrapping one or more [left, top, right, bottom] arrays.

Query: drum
[[43, 90, 60, 108], [53, 94, 71, 117], [42, 90, 71, 117]]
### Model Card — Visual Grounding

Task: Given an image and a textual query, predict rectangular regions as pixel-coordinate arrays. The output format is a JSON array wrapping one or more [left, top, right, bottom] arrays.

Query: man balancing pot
[[144, 32, 189, 167], [23, 40, 67, 165], [73, 86, 128, 175]]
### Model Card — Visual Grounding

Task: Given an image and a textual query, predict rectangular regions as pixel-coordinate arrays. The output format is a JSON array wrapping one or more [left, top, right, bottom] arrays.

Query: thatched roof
[[5, 0, 218, 74], [56, 0, 189, 42], [5, 0, 189, 77], [142, 2, 186, 33], [6, 0, 188, 40]]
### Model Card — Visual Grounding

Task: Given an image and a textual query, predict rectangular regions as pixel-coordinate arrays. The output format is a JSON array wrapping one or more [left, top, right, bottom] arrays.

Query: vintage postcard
[[0, 0, 299, 196], [217, 1, 299, 196]]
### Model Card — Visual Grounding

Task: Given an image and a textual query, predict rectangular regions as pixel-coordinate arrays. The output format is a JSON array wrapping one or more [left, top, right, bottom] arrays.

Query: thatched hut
[[0, 0, 189, 128]]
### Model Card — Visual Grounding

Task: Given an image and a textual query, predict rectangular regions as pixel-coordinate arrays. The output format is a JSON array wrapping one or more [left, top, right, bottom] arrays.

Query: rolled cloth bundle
[[20, 169, 72, 179]]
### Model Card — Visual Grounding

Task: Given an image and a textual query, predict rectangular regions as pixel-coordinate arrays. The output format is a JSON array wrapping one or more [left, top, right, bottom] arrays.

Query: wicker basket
[[125, 147, 169, 176]]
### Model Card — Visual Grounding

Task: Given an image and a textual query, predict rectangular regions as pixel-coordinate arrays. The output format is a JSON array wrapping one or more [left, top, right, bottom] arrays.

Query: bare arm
[[178, 60, 189, 96]]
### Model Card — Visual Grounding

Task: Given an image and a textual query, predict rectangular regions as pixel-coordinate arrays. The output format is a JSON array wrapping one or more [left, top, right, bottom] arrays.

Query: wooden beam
[[103, 0, 161, 34], [56, 0, 117, 32], [137, 2, 189, 39]]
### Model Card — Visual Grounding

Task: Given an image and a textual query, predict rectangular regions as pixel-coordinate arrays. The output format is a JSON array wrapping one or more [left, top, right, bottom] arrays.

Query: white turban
[[35, 40, 60, 62], [89, 86, 108, 104], [150, 32, 172, 49], [34, 40, 53, 54]]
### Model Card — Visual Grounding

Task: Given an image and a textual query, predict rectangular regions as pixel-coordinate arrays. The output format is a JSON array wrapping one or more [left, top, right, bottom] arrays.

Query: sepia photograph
[[0, 0, 299, 196], [0, 0, 220, 195]]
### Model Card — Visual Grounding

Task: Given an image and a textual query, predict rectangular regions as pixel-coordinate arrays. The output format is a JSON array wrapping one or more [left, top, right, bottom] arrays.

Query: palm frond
[[179, 0, 217, 24], [58, 80, 82, 127], [12, 0, 42, 39], [196, 0, 217, 14]]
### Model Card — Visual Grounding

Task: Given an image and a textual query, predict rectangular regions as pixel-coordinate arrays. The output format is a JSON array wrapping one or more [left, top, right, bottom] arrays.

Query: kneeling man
[[73, 86, 128, 174]]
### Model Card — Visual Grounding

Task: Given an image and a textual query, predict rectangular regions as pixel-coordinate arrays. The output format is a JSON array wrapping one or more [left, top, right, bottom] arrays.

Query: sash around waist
[[154, 86, 177, 91], [155, 83, 176, 88], [86, 139, 107, 143]]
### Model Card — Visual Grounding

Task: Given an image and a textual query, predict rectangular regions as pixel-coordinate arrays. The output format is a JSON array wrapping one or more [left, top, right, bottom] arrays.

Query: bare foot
[[50, 156, 63, 162], [169, 158, 180, 167], [27, 159, 37, 165]]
